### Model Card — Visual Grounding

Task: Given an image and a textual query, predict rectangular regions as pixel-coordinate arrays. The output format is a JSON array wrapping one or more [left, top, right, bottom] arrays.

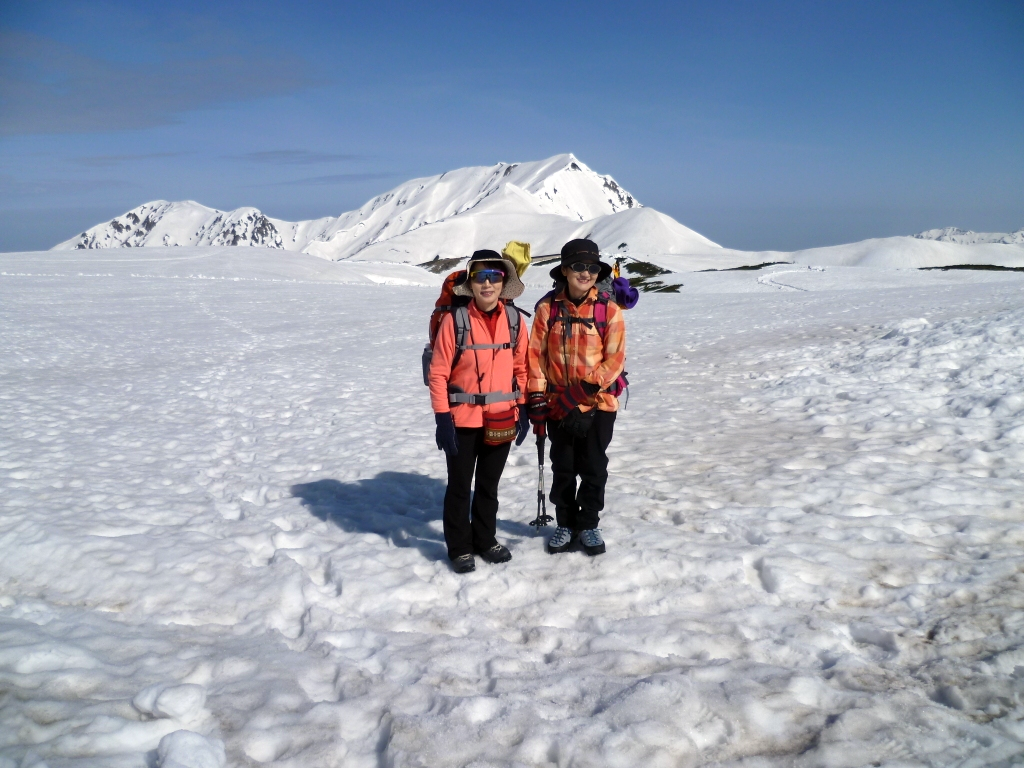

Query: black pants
[[443, 427, 512, 560], [548, 409, 616, 530]]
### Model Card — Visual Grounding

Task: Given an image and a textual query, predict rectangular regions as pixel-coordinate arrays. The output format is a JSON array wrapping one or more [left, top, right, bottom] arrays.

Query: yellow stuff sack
[[502, 241, 531, 278]]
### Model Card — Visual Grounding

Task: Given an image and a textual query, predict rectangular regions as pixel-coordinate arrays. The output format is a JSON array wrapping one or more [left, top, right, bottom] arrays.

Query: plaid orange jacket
[[527, 286, 626, 412]]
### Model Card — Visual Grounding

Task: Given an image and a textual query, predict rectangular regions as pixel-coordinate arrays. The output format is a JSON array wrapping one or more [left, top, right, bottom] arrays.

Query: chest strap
[[462, 342, 511, 351]]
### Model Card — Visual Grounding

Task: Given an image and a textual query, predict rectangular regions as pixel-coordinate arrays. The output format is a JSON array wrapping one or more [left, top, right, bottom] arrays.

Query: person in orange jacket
[[428, 250, 530, 573], [526, 239, 626, 556]]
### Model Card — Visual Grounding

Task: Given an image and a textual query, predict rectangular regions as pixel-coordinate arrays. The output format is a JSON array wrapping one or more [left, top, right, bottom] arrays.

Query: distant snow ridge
[[914, 227, 1024, 245], [54, 154, 723, 262], [66, 201, 284, 250]]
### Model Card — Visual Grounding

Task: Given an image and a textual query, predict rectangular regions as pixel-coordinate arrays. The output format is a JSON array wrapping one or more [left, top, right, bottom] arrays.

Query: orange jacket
[[429, 301, 528, 428], [527, 287, 626, 413]]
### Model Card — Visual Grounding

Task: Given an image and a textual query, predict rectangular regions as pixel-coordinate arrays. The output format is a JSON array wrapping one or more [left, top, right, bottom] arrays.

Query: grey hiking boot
[[477, 543, 512, 564], [451, 554, 476, 573], [547, 526, 575, 554], [579, 528, 606, 556]]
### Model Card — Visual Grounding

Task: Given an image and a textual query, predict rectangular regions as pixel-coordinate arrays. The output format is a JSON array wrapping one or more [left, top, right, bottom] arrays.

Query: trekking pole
[[530, 434, 553, 531]]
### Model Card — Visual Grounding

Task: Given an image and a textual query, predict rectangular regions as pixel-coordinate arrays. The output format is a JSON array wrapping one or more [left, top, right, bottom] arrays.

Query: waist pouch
[[483, 407, 517, 446]]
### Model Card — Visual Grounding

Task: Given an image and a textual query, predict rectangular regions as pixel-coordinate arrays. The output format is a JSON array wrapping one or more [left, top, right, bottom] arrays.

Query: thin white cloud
[[269, 172, 398, 186], [235, 150, 362, 165], [0, 29, 316, 136], [70, 152, 187, 168], [0, 175, 131, 197]]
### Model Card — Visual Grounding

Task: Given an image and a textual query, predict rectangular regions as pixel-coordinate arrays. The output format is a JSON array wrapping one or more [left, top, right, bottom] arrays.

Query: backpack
[[421, 269, 527, 390], [536, 267, 636, 398]]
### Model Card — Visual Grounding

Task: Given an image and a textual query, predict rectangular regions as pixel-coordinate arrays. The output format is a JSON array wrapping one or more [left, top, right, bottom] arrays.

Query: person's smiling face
[[562, 261, 600, 299], [469, 262, 505, 311]]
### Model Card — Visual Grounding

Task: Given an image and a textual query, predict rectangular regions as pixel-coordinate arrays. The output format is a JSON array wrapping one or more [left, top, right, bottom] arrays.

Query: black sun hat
[[549, 238, 612, 282]]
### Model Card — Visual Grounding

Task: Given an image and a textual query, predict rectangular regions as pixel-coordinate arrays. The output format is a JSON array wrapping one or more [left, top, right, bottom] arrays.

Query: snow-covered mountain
[[53, 154, 720, 260], [913, 227, 1024, 245], [64, 201, 285, 250]]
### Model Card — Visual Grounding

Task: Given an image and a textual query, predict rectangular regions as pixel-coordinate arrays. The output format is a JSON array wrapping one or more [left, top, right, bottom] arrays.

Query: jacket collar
[[555, 285, 597, 309], [467, 299, 504, 318]]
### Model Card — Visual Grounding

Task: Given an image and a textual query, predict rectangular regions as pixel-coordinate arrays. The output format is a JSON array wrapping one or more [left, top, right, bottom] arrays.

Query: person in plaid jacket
[[526, 239, 626, 556]]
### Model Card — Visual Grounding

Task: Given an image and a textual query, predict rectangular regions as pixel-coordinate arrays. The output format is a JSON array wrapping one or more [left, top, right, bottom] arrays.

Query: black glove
[[559, 406, 596, 439], [514, 405, 530, 446], [435, 412, 459, 456], [549, 381, 600, 421]]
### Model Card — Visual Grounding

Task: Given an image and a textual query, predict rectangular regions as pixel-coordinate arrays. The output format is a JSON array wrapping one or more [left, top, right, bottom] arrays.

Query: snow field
[[1, 250, 1024, 766]]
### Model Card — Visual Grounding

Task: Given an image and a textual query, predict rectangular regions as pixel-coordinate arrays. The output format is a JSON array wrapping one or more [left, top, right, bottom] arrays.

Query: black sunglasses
[[570, 262, 602, 275]]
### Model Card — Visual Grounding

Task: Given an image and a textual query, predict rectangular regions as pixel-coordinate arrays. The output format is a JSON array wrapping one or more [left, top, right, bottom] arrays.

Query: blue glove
[[514, 405, 530, 446], [435, 412, 459, 456]]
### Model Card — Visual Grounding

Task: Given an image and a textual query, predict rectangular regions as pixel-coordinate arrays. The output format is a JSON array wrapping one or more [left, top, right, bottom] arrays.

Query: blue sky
[[1, 0, 1021, 252]]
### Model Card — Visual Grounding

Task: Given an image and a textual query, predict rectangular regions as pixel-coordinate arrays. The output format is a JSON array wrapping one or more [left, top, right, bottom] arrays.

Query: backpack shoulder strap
[[534, 288, 557, 313], [451, 305, 471, 370], [593, 292, 611, 339], [504, 304, 522, 397], [504, 299, 531, 318], [545, 294, 567, 332], [505, 303, 521, 346]]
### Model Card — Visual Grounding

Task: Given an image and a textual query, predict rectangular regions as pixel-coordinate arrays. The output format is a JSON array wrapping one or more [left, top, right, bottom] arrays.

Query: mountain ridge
[[54, 154, 721, 260], [913, 227, 1024, 245]]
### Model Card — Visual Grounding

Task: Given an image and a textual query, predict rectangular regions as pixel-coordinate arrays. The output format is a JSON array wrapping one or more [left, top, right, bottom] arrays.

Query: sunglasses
[[570, 262, 602, 275], [470, 269, 506, 284]]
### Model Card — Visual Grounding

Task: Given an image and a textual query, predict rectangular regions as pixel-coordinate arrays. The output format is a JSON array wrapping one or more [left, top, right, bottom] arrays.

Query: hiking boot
[[451, 554, 476, 573], [547, 526, 575, 554], [579, 528, 606, 556], [477, 544, 512, 564]]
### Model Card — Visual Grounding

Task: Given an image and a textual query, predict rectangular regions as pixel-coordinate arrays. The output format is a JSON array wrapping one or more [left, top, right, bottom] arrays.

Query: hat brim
[[453, 256, 525, 300]]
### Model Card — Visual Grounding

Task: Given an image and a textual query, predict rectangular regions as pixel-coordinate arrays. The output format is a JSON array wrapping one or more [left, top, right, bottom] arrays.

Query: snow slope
[[643, 236, 1024, 274], [53, 154, 720, 263], [3, 247, 1024, 766], [1, 246, 441, 286]]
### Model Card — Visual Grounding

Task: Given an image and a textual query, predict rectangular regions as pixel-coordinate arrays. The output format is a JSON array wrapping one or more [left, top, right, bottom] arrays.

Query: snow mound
[[133, 683, 208, 722], [585, 206, 720, 255], [787, 236, 1024, 268], [641, 236, 1024, 274], [157, 731, 226, 768]]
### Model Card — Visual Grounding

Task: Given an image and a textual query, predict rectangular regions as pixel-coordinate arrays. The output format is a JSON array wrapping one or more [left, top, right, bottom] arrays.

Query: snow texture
[[914, 227, 1024, 246], [2, 246, 1024, 767]]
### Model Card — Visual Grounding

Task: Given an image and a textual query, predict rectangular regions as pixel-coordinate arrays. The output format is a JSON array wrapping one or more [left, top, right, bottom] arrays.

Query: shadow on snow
[[291, 472, 448, 562], [291, 472, 539, 563]]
